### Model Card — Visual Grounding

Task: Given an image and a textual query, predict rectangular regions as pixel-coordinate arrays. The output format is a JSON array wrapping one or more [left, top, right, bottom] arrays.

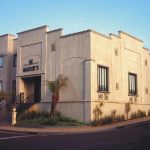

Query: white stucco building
[[0, 25, 150, 122]]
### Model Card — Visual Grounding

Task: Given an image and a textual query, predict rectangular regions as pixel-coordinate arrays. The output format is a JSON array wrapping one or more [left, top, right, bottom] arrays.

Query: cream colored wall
[[2, 26, 150, 122], [90, 31, 150, 121], [60, 32, 91, 102], [0, 34, 15, 96], [16, 26, 48, 101], [45, 29, 63, 102]]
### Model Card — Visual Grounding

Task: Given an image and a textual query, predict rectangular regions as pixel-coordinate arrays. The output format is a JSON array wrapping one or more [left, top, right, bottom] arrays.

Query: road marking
[[0, 134, 36, 140]]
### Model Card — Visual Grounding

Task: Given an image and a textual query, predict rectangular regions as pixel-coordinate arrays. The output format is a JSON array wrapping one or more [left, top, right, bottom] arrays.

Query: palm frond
[[46, 74, 68, 93]]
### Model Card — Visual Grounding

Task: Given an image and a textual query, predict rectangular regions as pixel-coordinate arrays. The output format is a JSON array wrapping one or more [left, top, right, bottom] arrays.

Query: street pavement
[[0, 121, 150, 150]]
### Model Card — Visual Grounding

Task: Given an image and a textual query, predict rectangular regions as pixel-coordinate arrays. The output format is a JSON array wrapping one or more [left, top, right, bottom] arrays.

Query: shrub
[[91, 114, 125, 126], [100, 116, 113, 125], [114, 115, 125, 122], [130, 112, 138, 119], [93, 102, 104, 122], [17, 111, 83, 126], [130, 110, 146, 119], [18, 111, 50, 121], [137, 110, 146, 118]]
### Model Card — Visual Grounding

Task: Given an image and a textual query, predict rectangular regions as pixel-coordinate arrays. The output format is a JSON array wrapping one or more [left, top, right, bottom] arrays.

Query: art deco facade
[[0, 25, 150, 122]]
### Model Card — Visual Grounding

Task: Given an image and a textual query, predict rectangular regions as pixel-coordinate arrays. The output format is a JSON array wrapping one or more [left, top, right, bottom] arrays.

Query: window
[[0, 56, 3, 68], [128, 73, 137, 95], [98, 66, 109, 92], [0, 81, 2, 92], [12, 80, 16, 95], [51, 43, 56, 51], [13, 54, 17, 67], [29, 59, 33, 65]]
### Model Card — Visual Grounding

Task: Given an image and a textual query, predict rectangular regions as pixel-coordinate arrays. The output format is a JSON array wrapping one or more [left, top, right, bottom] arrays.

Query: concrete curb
[[0, 116, 150, 135]]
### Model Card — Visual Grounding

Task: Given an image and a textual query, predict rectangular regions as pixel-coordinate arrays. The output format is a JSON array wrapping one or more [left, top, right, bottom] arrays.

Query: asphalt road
[[0, 121, 150, 150]]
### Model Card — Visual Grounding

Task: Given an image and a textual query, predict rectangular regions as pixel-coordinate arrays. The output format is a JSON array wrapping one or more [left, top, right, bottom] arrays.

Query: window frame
[[128, 73, 137, 96], [97, 65, 109, 92]]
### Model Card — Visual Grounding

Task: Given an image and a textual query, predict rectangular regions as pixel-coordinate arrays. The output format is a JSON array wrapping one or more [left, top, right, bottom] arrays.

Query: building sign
[[23, 59, 39, 72]]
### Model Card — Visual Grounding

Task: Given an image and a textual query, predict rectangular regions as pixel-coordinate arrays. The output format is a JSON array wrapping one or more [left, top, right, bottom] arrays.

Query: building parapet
[[46, 28, 63, 34], [61, 29, 91, 38], [143, 47, 150, 51], [109, 33, 120, 39], [17, 25, 48, 35], [0, 34, 15, 38], [119, 31, 143, 43], [61, 29, 111, 40]]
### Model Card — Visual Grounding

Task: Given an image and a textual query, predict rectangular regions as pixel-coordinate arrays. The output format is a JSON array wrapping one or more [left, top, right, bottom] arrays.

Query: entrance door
[[34, 76, 41, 103], [22, 76, 41, 103]]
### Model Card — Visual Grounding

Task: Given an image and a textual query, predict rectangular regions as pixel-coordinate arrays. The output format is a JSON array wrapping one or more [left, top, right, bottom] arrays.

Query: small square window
[[145, 59, 147, 66], [114, 48, 118, 56], [145, 88, 148, 94], [116, 83, 119, 90], [51, 43, 56, 51], [29, 59, 33, 65]]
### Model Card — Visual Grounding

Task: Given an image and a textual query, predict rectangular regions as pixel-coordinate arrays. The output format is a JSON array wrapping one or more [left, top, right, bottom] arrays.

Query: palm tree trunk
[[50, 92, 59, 124]]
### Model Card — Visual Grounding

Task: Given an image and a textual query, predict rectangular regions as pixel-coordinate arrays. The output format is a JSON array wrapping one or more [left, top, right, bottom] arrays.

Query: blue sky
[[0, 0, 150, 48]]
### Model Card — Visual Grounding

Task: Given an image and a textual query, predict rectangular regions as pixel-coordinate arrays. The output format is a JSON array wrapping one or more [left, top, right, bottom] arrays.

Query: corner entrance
[[22, 76, 41, 103]]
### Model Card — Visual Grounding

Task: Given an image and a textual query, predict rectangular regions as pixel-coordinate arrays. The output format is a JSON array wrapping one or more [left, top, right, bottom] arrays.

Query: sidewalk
[[0, 116, 150, 134]]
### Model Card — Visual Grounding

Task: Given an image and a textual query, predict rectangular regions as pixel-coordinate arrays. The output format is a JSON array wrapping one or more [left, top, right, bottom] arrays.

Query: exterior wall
[[90, 31, 150, 121], [0, 34, 15, 97], [16, 26, 48, 100], [1, 25, 150, 122]]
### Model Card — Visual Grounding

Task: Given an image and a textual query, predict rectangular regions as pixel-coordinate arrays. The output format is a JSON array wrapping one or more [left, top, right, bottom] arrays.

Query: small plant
[[93, 102, 104, 125], [125, 102, 131, 120], [114, 115, 125, 122], [130, 110, 146, 119], [137, 110, 146, 118], [100, 115, 113, 125], [91, 114, 125, 126], [111, 109, 116, 122]]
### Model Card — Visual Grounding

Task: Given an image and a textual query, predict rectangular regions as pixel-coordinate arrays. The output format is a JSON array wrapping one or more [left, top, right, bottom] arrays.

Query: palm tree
[[46, 75, 68, 120]]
